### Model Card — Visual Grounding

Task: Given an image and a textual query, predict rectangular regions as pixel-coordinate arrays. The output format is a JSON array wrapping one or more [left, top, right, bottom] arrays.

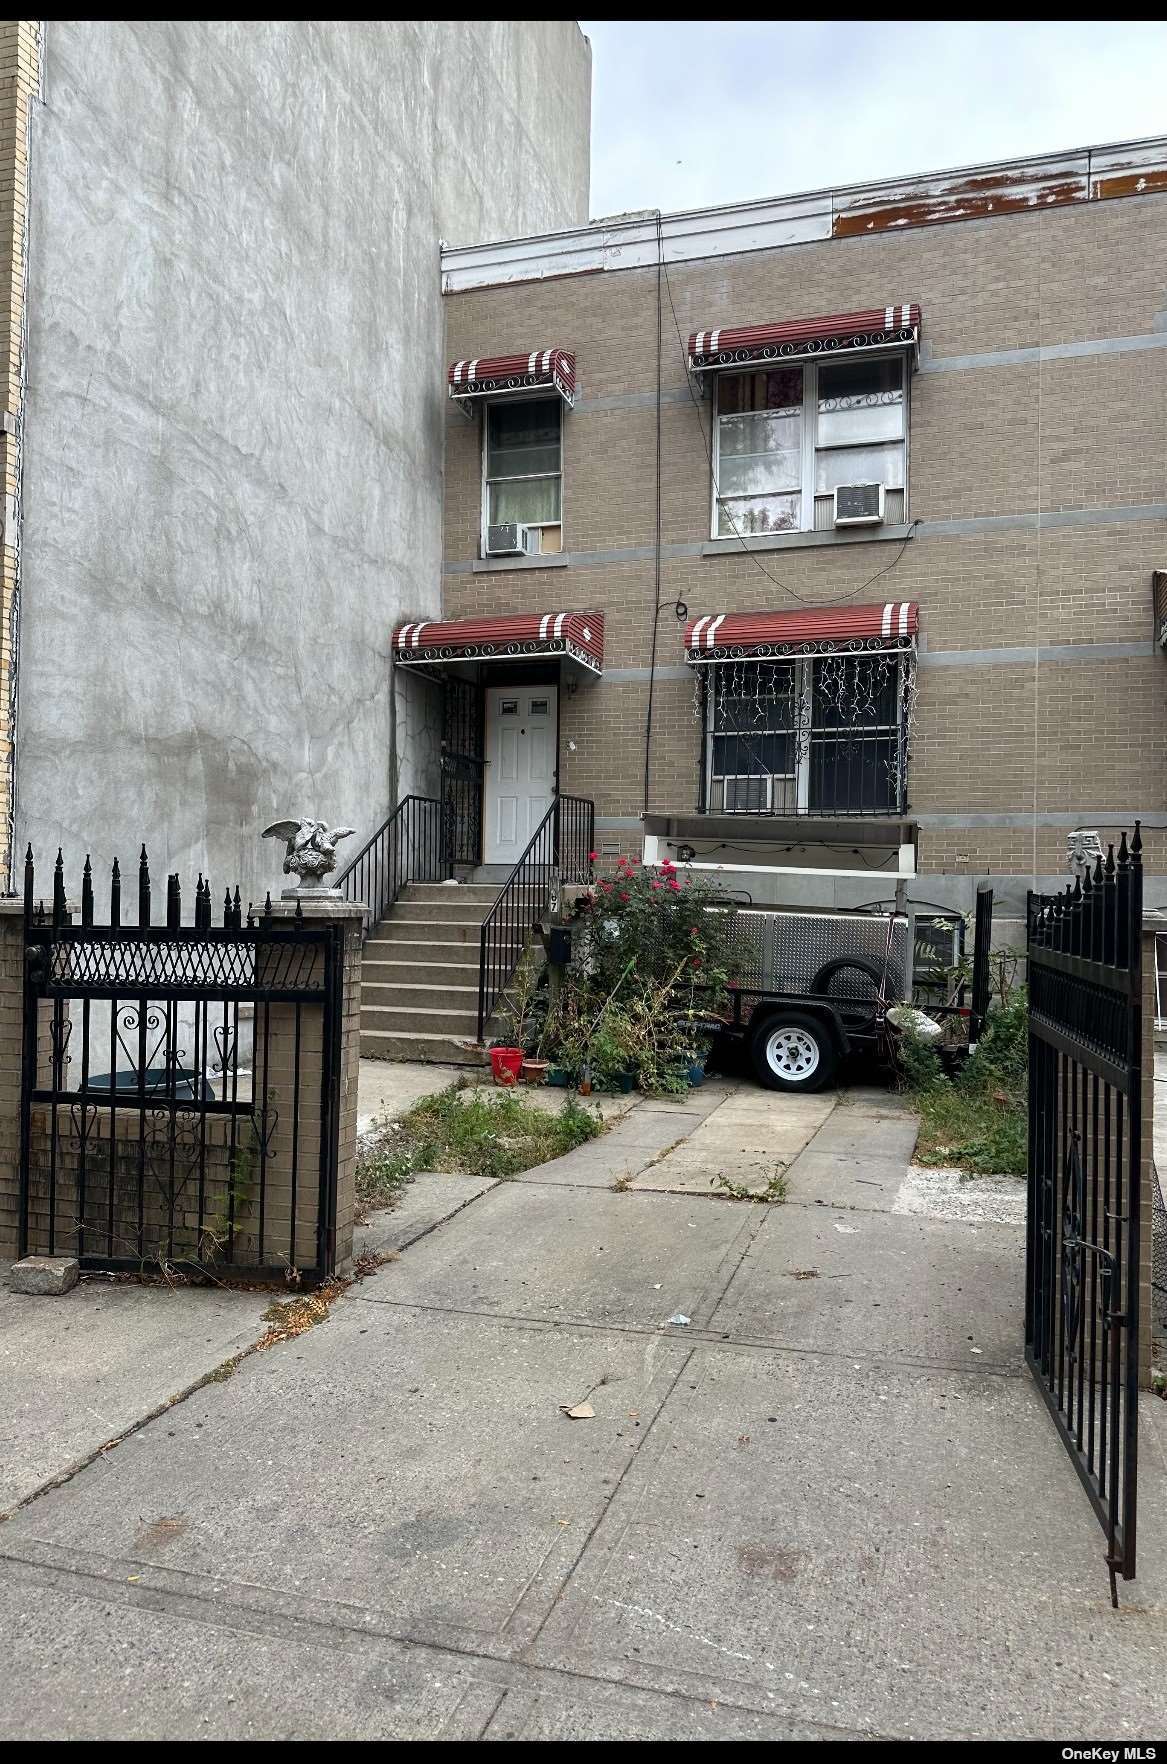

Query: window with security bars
[[704, 654, 909, 816]]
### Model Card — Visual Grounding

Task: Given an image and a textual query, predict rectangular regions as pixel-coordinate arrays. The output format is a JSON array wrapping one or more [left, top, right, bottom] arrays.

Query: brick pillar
[[262, 897, 364, 1278], [0, 899, 23, 1257]]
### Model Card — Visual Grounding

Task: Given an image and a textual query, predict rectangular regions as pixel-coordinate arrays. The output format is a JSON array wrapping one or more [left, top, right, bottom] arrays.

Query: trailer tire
[[808, 955, 884, 1030], [750, 1011, 837, 1093]]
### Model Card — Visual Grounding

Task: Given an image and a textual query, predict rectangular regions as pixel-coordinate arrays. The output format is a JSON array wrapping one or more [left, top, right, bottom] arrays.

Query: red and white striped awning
[[684, 602, 918, 663], [447, 349, 576, 407], [393, 610, 603, 676], [687, 305, 921, 375]]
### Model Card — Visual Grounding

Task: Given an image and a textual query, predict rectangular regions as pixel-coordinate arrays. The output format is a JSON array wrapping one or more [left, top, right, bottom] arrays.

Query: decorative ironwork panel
[[41, 930, 326, 997], [1025, 826, 1143, 1605]]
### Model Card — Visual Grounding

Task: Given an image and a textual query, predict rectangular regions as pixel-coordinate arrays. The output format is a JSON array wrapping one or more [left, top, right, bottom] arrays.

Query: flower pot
[[490, 1046, 524, 1086], [546, 1067, 571, 1088], [618, 1070, 636, 1093], [521, 1058, 550, 1085], [687, 1062, 706, 1086]]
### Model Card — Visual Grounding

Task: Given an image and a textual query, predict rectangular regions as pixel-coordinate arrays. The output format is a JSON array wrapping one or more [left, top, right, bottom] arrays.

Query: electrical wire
[[658, 251, 918, 609]]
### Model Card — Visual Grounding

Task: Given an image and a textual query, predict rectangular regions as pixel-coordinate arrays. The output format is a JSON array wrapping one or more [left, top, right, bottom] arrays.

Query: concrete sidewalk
[[3, 1078, 1167, 1740]]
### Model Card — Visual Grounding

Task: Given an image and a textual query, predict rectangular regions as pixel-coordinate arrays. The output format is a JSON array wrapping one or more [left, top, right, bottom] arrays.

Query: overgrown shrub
[[540, 854, 740, 1094], [898, 986, 1028, 1176]]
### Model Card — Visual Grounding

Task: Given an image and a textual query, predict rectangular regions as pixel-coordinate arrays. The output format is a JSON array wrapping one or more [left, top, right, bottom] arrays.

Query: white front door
[[484, 685, 557, 865]]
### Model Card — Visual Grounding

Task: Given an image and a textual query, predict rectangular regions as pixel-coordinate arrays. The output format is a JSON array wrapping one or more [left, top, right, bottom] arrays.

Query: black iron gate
[[18, 845, 344, 1284], [1026, 825, 1143, 1604], [441, 677, 485, 868]]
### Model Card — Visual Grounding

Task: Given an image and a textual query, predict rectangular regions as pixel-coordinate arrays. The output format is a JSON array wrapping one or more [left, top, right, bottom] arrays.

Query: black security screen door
[[441, 676, 485, 867]]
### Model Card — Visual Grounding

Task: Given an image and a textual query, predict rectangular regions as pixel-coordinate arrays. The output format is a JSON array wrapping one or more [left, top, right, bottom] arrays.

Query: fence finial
[[52, 848, 66, 928], [82, 855, 94, 927], [139, 845, 151, 926], [1132, 819, 1143, 862], [110, 856, 121, 929], [22, 843, 33, 920]]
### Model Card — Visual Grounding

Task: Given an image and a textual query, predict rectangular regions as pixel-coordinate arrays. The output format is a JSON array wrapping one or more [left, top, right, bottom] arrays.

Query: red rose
[[599, 880, 612, 892], [668, 880, 681, 892], [651, 881, 663, 892], [691, 955, 702, 968], [618, 890, 630, 902], [689, 926, 700, 937], [587, 850, 598, 862]]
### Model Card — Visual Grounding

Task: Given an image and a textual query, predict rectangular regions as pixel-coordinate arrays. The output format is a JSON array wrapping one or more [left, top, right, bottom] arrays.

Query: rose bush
[[540, 856, 740, 1093]]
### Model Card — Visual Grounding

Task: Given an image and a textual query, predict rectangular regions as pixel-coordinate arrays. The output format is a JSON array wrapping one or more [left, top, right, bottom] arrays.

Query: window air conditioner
[[486, 522, 540, 557], [833, 483, 885, 528]]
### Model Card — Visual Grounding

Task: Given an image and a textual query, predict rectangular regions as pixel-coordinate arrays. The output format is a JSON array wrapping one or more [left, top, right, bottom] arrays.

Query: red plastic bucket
[[490, 1047, 524, 1086]]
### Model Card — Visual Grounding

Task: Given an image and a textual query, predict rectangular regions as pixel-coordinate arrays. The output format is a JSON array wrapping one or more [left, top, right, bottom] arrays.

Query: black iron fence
[[477, 795, 594, 1040], [19, 846, 344, 1283], [1026, 826, 1143, 1605], [337, 794, 445, 941]]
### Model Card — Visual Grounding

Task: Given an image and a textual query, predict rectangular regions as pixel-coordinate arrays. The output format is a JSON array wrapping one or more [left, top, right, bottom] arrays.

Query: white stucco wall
[[15, 19, 590, 907]]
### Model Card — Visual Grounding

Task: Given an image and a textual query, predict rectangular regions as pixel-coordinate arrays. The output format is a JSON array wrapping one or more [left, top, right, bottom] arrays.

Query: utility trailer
[[709, 906, 911, 1092]]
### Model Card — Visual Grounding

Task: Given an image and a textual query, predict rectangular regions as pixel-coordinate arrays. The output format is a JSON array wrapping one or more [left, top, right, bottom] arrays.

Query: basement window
[[484, 398, 563, 555], [712, 356, 907, 538]]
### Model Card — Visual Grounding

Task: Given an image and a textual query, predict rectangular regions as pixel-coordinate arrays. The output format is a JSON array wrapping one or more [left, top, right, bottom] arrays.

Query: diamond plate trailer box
[[721, 907, 910, 1033]]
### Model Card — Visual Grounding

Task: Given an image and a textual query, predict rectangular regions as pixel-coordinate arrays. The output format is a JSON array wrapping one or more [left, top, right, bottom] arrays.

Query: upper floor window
[[485, 397, 563, 555], [712, 356, 907, 539]]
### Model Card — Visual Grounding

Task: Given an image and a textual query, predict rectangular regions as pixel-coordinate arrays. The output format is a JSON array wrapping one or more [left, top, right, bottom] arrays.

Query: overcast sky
[[580, 21, 1167, 218]]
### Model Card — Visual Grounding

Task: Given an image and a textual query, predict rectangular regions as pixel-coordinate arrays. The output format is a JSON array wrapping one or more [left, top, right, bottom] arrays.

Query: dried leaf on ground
[[559, 1400, 596, 1420]]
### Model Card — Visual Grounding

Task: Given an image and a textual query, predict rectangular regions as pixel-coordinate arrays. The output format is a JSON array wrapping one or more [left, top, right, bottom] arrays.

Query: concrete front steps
[[359, 881, 517, 1066]]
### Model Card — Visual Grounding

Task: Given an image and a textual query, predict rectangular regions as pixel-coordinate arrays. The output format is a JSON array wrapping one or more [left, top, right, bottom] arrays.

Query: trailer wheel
[[750, 1011, 837, 1093]]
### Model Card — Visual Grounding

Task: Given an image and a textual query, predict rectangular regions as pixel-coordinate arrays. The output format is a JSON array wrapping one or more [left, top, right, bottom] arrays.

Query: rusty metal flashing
[[441, 136, 1167, 292]]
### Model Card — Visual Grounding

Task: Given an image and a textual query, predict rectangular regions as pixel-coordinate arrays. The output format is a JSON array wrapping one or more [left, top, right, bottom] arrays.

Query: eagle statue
[[262, 818, 356, 887]]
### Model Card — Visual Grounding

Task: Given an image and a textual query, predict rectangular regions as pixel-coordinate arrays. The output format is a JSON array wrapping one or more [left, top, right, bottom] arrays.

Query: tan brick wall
[[442, 185, 1167, 882]]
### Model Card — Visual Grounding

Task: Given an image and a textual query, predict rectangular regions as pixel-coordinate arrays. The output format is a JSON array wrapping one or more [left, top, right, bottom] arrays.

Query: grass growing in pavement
[[901, 991, 1028, 1178], [356, 1086, 604, 1211]]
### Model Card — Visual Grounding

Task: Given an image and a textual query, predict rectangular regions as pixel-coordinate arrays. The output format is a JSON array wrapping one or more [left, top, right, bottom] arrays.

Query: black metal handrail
[[477, 795, 594, 1041], [336, 794, 446, 940]]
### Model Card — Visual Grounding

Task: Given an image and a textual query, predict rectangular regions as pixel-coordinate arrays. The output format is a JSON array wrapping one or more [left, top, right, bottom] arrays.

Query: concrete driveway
[[2, 1075, 1167, 1740]]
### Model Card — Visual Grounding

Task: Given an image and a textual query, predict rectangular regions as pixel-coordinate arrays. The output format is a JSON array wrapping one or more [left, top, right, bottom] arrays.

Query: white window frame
[[709, 352, 910, 541], [481, 396, 564, 558]]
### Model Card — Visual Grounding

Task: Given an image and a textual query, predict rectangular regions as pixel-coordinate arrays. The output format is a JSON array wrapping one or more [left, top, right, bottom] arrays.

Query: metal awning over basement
[[394, 611, 603, 676], [684, 601, 918, 663], [447, 349, 576, 407], [687, 305, 921, 376]]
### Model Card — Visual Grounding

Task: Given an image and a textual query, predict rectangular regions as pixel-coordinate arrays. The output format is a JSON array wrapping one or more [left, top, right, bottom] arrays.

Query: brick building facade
[[420, 136, 1167, 921]]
